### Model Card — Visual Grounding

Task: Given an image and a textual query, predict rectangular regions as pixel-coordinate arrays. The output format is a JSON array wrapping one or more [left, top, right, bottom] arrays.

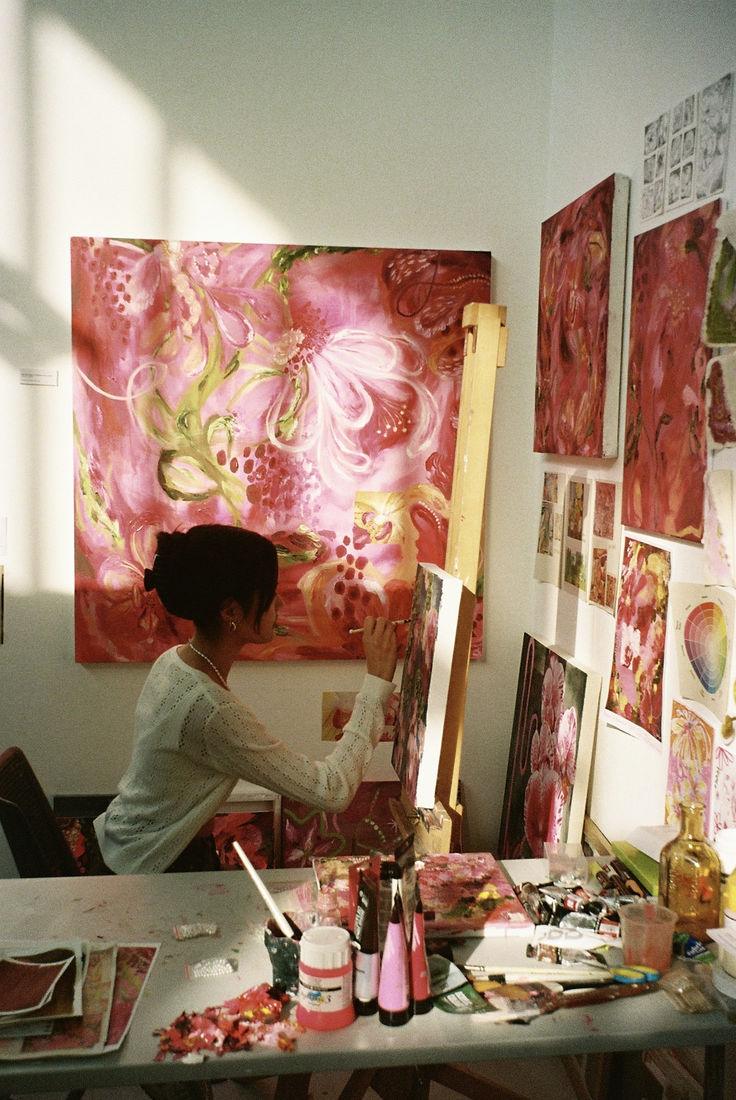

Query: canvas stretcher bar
[[398, 303, 507, 852]]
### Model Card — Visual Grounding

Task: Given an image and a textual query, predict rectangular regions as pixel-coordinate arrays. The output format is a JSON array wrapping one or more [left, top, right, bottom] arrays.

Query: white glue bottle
[[296, 925, 355, 1030]]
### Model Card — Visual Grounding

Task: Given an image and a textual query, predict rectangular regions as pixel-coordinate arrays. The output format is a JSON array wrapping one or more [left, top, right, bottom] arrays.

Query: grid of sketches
[[641, 72, 733, 220]]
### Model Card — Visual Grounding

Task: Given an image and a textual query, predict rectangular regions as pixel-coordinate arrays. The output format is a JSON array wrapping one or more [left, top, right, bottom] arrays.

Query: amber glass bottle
[[659, 802, 721, 942]]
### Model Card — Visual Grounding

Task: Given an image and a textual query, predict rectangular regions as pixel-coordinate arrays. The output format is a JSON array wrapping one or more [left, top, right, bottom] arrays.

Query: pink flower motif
[[523, 767, 565, 857], [555, 706, 578, 786], [541, 655, 565, 730]]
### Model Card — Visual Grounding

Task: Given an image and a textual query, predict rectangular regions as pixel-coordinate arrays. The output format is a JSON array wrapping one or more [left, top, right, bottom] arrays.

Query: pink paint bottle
[[378, 894, 411, 1026], [296, 925, 355, 1031]]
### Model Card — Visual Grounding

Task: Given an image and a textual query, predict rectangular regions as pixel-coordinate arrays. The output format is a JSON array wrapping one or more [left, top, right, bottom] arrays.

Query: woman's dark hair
[[143, 525, 278, 631]]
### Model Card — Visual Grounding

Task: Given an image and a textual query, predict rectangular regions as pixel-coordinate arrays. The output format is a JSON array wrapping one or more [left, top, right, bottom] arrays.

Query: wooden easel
[[392, 302, 507, 854]]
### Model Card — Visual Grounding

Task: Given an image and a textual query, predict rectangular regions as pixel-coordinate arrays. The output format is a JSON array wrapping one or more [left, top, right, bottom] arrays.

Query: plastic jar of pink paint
[[296, 925, 355, 1030]]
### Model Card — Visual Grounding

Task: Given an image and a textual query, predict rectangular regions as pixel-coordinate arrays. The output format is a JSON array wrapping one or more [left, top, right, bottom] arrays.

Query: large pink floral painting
[[622, 201, 720, 540], [71, 240, 491, 661], [606, 537, 671, 742], [534, 174, 629, 457], [497, 634, 601, 859]]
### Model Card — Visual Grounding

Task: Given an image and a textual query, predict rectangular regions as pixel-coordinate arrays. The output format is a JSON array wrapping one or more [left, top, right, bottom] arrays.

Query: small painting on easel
[[497, 634, 601, 859], [391, 563, 472, 810]]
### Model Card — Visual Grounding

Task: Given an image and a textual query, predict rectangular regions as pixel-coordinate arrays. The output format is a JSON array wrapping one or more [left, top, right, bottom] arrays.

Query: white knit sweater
[[94, 647, 394, 874]]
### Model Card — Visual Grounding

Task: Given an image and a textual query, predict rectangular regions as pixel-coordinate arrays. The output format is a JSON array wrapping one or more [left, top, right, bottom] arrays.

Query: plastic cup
[[544, 841, 588, 887], [619, 902, 677, 974]]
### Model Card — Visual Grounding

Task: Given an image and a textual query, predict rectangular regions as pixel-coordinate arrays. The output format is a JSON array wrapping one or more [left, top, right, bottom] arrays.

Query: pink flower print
[[541, 654, 565, 730], [555, 707, 578, 786], [523, 766, 565, 857]]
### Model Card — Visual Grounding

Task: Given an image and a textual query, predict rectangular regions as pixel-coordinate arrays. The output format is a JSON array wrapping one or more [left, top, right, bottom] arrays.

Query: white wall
[[0, 1, 734, 856], [539, 0, 736, 843]]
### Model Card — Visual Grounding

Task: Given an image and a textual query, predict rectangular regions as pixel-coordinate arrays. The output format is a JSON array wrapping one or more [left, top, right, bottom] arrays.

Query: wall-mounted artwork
[[391, 563, 474, 810], [713, 742, 736, 835], [665, 699, 715, 836], [640, 72, 732, 220], [703, 470, 736, 587], [497, 633, 601, 859], [533, 470, 566, 586], [588, 480, 621, 614], [606, 536, 671, 743], [622, 201, 721, 541], [704, 208, 736, 346], [71, 240, 491, 662], [706, 351, 736, 448], [561, 477, 593, 599], [534, 173, 629, 458], [670, 583, 736, 722]]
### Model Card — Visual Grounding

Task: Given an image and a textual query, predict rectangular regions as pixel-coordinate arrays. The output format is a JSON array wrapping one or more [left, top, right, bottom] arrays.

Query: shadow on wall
[[0, 261, 70, 372]]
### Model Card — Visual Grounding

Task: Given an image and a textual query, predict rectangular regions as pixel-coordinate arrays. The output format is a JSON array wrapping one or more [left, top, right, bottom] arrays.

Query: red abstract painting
[[71, 240, 490, 661], [534, 174, 629, 457], [622, 201, 721, 540]]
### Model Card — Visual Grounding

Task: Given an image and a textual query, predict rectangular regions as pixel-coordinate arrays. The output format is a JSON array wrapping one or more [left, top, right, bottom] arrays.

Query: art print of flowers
[[606, 537, 671, 741], [622, 201, 720, 540], [665, 699, 714, 833], [71, 239, 490, 662], [712, 744, 736, 835], [498, 634, 598, 859], [534, 174, 629, 458]]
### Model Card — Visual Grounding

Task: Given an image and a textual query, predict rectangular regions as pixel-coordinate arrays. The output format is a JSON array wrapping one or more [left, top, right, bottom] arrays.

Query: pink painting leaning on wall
[[71, 240, 490, 662], [622, 200, 720, 541], [534, 174, 629, 458]]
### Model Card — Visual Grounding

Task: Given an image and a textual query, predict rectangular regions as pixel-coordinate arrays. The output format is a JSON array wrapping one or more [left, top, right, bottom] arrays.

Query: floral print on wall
[[498, 634, 601, 859], [606, 537, 671, 742], [71, 240, 491, 661]]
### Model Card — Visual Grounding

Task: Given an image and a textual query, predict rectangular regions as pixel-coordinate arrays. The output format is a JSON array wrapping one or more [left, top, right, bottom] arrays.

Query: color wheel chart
[[672, 584, 736, 719]]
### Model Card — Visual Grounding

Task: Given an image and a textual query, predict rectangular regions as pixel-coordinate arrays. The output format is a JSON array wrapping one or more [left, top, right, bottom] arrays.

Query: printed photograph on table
[[588, 480, 621, 614], [534, 470, 566, 586], [71, 239, 490, 663], [606, 537, 671, 743], [497, 633, 602, 859], [534, 173, 629, 458], [622, 200, 721, 541]]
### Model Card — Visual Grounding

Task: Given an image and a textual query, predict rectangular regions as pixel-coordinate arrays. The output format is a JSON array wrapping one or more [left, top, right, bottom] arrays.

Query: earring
[[230, 621, 237, 633]]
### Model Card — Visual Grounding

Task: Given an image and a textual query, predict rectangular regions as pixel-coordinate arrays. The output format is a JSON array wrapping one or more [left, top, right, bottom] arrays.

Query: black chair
[[0, 744, 80, 877]]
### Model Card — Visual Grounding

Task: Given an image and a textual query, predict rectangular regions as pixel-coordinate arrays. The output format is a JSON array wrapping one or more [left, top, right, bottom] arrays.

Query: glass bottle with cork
[[658, 801, 721, 942]]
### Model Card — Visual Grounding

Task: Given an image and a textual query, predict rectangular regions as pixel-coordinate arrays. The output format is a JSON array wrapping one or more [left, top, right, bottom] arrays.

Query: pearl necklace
[[188, 641, 229, 689]]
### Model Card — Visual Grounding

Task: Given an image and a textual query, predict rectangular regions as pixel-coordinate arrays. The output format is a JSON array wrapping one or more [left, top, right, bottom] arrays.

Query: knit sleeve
[[194, 674, 394, 813]]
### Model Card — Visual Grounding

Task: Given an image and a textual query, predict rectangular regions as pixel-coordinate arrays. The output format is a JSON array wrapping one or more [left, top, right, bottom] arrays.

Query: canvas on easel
[[497, 633, 602, 859], [391, 563, 475, 810]]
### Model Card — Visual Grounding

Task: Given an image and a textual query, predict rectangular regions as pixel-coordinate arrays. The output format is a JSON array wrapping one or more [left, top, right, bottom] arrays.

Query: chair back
[[0, 746, 80, 877]]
